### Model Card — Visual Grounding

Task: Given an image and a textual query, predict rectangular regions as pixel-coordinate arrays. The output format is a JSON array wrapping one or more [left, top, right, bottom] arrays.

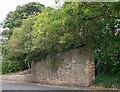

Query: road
[[1, 80, 91, 90], [1, 80, 119, 92]]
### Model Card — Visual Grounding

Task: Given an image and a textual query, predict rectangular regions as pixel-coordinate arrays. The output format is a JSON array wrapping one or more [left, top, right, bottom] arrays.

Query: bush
[[94, 73, 120, 88], [2, 60, 28, 74]]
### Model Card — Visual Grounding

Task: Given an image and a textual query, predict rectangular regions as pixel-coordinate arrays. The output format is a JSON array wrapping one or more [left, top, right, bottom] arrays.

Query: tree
[[33, 2, 120, 74], [1, 2, 45, 72], [2, 2, 44, 38], [3, 2, 44, 29]]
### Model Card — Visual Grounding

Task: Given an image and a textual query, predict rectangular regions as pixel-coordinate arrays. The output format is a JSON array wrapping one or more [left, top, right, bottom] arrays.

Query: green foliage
[[1, 2, 44, 73], [2, 2, 44, 39], [94, 73, 120, 88], [2, 60, 28, 74], [3, 15, 37, 64], [3, 2, 44, 29], [32, 4, 85, 57]]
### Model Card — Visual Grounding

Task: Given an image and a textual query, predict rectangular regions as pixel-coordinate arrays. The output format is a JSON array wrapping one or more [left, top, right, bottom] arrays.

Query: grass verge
[[94, 73, 120, 88]]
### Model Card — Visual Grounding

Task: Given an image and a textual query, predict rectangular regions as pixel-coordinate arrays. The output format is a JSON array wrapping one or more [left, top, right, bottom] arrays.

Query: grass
[[94, 73, 120, 88]]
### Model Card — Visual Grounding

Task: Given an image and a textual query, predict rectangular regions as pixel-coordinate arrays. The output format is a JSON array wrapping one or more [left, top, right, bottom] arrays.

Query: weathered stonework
[[31, 47, 95, 87]]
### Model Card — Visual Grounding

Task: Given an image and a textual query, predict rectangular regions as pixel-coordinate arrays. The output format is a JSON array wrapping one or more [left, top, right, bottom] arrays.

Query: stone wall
[[31, 47, 95, 87]]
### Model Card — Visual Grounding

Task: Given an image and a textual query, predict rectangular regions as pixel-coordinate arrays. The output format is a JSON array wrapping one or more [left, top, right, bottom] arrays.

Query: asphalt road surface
[[1, 80, 119, 92], [1, 80, 91, 90]]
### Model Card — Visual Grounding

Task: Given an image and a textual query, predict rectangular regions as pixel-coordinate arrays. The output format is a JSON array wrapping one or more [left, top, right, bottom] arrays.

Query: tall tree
[[3, 2, 44, 29], [2, 2, 44, 38]]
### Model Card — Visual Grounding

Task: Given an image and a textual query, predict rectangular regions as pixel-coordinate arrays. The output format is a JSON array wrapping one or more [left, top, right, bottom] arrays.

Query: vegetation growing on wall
[[1, 2, 120, 87], [46, 55, 62, 72]]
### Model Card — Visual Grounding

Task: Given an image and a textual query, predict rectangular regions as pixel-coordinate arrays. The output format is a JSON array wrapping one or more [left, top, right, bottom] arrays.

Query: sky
[[0, 0, 56, 32]]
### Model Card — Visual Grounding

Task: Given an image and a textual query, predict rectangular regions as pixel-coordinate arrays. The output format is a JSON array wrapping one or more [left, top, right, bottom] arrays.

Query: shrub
[[94, 73, 120, 88], [2, 60, 28, 74]]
